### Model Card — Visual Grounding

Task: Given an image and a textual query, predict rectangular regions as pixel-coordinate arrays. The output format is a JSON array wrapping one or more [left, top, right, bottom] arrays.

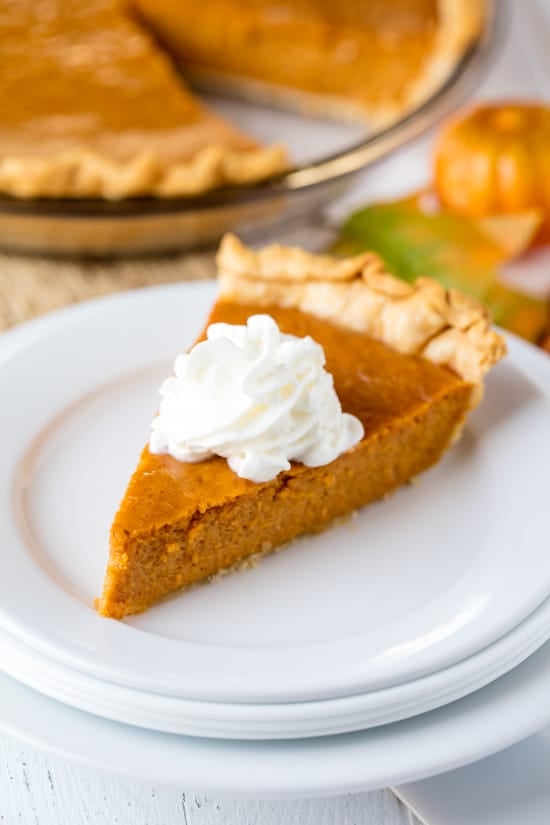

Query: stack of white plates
[[1, 282, 550, 793]]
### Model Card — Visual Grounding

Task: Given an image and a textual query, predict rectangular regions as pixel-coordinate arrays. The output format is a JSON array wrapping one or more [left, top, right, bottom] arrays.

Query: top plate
[[0, 1, 501, 256], [0, 281, 549, 704]]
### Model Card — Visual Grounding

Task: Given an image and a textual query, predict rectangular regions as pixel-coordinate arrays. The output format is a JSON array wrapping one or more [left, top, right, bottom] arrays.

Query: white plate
[[4, 637, 550, 798], [1, 284, 550, 703], [2, 588, 550, 740]]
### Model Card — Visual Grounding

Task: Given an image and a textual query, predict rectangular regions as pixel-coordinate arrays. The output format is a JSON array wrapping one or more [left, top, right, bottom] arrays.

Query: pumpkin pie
[[0, 0, 484, 200], [134, 0, 486, 126], [97, 234, 505, 618]]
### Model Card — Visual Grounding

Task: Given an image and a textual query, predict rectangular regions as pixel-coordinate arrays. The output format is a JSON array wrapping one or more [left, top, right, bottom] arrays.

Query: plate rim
[[2, 584, 550, 741]]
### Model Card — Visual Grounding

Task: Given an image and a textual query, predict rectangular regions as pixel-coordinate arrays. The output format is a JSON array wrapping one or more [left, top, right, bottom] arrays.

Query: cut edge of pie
[[97, 235, 505, 619]]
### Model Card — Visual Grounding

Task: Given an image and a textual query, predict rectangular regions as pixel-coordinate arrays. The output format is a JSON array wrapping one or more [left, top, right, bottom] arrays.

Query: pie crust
[[217, 233, 506, 389], [0, 143, 287, 201]]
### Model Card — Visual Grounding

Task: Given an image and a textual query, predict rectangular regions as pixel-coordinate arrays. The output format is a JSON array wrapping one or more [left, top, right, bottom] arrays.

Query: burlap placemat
[[4, 245, 548, 350], [0, 250, 217, 332], [0, 222, 335, 332]]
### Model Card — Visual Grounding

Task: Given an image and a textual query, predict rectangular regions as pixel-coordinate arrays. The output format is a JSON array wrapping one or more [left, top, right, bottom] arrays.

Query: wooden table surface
[[2, 3, 549, 823], [0, 737, 414, 825]]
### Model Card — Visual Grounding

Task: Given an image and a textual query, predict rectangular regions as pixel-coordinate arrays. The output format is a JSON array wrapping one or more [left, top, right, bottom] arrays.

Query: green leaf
[[332, 198, 549, 344]]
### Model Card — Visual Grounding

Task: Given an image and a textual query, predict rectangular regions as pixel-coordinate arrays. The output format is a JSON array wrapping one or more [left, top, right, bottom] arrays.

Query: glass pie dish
[[0, 0, 502, 257]]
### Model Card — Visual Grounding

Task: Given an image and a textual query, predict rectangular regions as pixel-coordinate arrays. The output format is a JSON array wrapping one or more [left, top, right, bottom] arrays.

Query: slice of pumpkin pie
[[97, 234, 505, 618]]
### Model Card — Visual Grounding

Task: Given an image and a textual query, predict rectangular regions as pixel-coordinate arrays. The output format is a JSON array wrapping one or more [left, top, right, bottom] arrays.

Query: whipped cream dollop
[[149, 314, 364, 483]]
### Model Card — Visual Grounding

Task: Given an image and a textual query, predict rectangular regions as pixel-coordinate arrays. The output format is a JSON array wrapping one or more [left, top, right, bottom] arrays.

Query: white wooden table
[[0, 738, 414, 824], [2, 3, 548, 822]]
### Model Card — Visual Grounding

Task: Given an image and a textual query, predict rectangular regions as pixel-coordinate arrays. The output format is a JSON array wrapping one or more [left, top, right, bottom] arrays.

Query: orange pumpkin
[[434, 103, 550, 221]]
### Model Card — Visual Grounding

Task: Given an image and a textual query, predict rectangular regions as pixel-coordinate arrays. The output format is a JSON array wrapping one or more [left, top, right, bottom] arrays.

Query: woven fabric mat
[[0, 251, 217, 332], [3, 245, 549, 350], [0, 221, 338, 332]]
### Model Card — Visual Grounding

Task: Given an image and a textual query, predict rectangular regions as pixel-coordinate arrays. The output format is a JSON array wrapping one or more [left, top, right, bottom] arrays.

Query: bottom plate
[[3, 638, 550, 798], [2, 590, 550, 739]]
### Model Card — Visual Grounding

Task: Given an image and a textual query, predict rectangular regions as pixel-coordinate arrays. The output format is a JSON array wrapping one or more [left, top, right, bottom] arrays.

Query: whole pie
[[0, 0, 485, 200], [97, 234, 505, 618]]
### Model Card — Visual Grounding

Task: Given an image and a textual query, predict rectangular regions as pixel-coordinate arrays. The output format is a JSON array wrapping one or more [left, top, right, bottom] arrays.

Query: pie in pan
[[0, 0, 485, 200]]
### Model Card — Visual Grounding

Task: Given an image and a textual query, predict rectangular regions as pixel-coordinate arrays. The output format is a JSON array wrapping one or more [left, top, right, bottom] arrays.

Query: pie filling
[[132, 0, 440, 115]]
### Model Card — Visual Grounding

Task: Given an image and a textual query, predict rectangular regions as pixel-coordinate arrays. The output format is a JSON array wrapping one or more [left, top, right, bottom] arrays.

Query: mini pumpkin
[[434, 102, 550, 219]]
